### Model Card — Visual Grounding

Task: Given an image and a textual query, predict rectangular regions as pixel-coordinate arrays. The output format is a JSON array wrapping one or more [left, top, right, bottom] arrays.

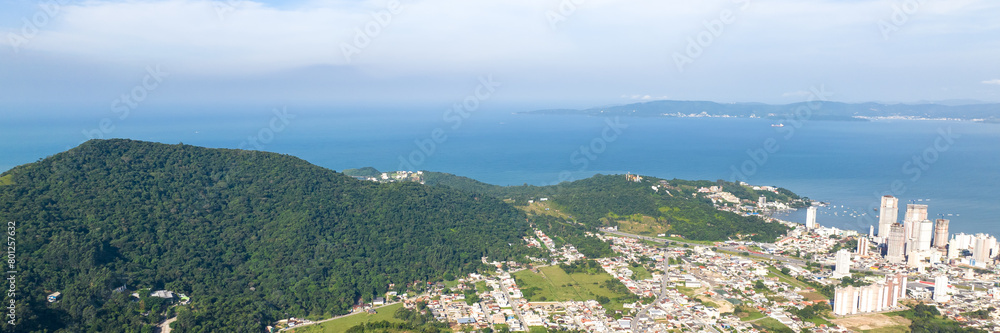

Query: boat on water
[[771, 123, 784, 127]]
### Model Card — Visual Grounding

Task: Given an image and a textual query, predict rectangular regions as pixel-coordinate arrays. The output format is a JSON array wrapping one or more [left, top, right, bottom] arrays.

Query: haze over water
[[3, 107, 998, 237]]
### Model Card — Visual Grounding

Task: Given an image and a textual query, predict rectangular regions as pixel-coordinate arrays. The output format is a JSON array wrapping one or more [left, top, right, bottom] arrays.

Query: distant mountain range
[[521, 100, 1000, 121]]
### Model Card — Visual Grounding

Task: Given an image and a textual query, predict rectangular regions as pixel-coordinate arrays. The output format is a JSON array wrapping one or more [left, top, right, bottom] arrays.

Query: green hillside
[[0, 139, 533, 333], [424, 172, 791, 242]]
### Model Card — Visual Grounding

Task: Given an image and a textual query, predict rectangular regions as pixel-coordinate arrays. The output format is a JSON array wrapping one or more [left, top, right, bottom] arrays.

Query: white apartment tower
[[886, 223, 906, 264], [857, 237, 870, 256], [834, 273, 907, 316], [833, 249, 852, 278], [806, 206, 818, 229], [878, 196, 898, 240], [973, 236, 997, 266], [905, 204, 929, 223], [916, 219, 934, 251], [933, 275, 950, 303]]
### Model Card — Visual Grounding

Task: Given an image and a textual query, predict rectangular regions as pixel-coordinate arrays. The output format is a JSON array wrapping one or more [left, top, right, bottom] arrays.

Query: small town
[[277, 179, 1000, 333]]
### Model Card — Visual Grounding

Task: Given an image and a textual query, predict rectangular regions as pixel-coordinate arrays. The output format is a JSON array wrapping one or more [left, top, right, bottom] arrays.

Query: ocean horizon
[[4, 106, 998, 238]]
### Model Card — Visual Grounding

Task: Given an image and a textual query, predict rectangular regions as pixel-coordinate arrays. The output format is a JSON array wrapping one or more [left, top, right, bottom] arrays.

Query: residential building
[[878, 195, 898, 241], [933, 275, 950, 303], [934, 219, 949, 249], [886, 223, 906, 263]]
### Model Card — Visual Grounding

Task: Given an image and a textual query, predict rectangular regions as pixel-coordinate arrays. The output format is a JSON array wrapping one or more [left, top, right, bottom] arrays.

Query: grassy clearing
[[803, 315, 835, 327], [629, 265, 653, 280], [520, 201, 573, 220], [862, 326, 909, 333], [765, 267, 813, 291], [754, 317, 794, 332], [617, 219, 669, 236], [291, 303, 404, 333], [738, 306, 766, 322], [799, 292, 828, 302], [833, 313, 911, 332], [514, 265, 633, 311]]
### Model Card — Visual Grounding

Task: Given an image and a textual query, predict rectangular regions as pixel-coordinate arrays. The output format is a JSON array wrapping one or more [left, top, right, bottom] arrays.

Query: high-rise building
[[878, 196, 898, 239], [917, 219, 933, 251], [833, 273, 907, 316], [806, 206, 817, 229], [904, 221, 914, 247], [857, 237, 870, 256], [905, 204, 928, 223], [833, 249, 852, 278], [904, 205, 927, 244], [973, 236, 997, 266], [933, 275, 950, 303], [758, 195, 766, 207], [886, 223, 906, 263], [934, 219, 949, 249], [947, 239, 961, 259], [953, 233, 974, 250]]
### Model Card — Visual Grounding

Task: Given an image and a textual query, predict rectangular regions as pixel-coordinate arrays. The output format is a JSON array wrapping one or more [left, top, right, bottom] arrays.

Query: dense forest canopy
[[424, 172, 791, 242], [0, 139, 533, 333]]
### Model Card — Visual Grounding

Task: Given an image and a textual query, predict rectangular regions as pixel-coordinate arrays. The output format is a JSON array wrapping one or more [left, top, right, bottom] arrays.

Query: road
[[280, 301, 401, 332], [497, 278, 528, 329], [631, 258, 668, 332], [603, 229, 887, 276], [604, 230, 809, 263], [154, 316, 177, 333]]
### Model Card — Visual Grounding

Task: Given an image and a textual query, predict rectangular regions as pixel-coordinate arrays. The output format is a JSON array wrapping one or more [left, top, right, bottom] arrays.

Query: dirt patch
[[798, 292, 828, 301], [710, 296, 734, 313], [832, 313, 911, 331]]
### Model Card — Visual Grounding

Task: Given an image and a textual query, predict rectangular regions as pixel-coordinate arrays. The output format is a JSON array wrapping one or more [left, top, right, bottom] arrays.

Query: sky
[[1, 0, 1000, 112]]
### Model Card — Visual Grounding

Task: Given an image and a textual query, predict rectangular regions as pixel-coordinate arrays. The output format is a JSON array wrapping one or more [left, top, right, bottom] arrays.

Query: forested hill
[[423, 172, 791, 242], [0, 139, 533, 333]]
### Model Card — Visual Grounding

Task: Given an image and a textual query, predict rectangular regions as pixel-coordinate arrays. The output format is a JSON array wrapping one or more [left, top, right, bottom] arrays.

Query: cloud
[[2, 0, 1000, 103], [983, 79, 1000, 85]]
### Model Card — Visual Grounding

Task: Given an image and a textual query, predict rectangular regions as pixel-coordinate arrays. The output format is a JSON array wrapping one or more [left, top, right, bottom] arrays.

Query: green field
[[514, 266, 633, 311], [802, 315, 835, 327], [862, 326, 909, 333], [290, 303, 404, 333], [754, 317, 794, 333], [765, 267, 814, 291], [738, 306, 766, 322], [629, 265, 653, 280]]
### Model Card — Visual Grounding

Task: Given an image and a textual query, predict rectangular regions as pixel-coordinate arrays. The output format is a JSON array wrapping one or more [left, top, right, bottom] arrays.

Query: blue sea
[[3, 105, 999, 237]]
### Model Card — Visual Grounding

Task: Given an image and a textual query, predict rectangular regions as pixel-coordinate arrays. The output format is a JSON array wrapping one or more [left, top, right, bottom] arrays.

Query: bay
[[3, 106, 998, 237]]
